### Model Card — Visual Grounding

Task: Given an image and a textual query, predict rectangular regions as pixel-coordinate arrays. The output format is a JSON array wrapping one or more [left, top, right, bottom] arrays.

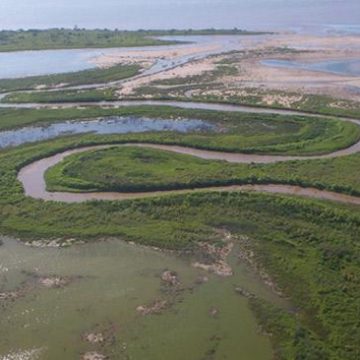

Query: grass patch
[[192, 90, 360, 119], [3, 88, 117, 103], [0, 106, 358, 155], [45, 145, 360, 196], [129, 71, 360, 119], [2, 88, 118, 103], [8, 84, 360, 119], [0, 64, 141, 92]]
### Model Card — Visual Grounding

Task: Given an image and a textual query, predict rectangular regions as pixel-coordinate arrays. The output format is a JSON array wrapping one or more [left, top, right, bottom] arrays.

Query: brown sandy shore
[[104, 33, 360, 101], [2, 32, 359, 103]]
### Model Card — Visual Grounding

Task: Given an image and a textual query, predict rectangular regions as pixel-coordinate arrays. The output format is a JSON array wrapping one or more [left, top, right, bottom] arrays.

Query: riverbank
[[0, 64, 142, 93], [0, 176, 358, 358], [0, 28, 359, 360], [2, 31, 360, 120], [1, 106, 358, 155], [24, 143, 360, 201]]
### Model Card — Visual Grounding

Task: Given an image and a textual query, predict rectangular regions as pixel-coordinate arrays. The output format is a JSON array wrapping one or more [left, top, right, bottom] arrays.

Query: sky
[[0, 0, 359, 31]]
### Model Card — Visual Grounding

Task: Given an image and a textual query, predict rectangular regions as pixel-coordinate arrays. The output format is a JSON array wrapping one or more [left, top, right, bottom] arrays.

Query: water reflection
[[0, 116, 214, 149]]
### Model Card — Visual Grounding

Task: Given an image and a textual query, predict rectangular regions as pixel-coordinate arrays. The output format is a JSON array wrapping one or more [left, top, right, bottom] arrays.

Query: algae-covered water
[[0, 236, 277, 360]]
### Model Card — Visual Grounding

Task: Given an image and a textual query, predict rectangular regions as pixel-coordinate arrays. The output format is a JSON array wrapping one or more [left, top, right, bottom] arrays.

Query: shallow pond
[[0, 236, 279, 360], [0, 116, 214, 149], [0, 35, 243, 80], [262, 58, 360, 77], [0, 48, 101, 79]]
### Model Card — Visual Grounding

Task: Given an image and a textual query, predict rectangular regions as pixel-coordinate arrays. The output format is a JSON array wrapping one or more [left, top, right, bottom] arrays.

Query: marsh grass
[[0, 64, 141, 92], [0, 133, 358, 359], [0, 106, 358, 156]]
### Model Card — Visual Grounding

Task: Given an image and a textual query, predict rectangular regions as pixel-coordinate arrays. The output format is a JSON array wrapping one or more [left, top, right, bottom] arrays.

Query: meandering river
[[0, 22, 360, 359], [0, 99, 358, 205], [17, 143, 360, 206]]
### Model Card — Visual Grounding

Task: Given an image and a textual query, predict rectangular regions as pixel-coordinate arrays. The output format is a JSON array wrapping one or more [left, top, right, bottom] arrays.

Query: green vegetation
[[0, 61, 233, 100], [45, 146, 360, 196], [8, 84, 360, 119], [3, 88, 117, 103], [0, 106, 358, 156], [130, 85, 360, 119], [0, 28, 266, 52], [1, 88, 117, 103], [0, 133, 358, 358], [0, 29, 173, 52], [0, 26, 359, 359], [0, 102, 359, 358], [191, 89, 360, 119], [0, 64, 141, 92]]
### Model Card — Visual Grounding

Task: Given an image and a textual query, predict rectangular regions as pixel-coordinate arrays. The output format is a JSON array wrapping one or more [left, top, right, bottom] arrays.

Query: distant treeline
[[0, 28, 269, 52]]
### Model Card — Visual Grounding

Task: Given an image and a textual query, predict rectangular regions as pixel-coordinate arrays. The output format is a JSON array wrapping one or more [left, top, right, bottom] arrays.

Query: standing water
[[262, 59, 360, 77], [0, 236, 278, 359], [0, 116, 214, 149]]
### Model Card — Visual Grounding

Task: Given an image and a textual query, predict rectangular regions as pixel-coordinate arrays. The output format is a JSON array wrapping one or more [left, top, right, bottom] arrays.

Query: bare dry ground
[[106, 33, 360, 105]]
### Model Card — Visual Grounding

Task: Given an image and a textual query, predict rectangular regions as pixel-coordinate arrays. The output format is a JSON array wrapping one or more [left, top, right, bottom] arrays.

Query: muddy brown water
[[18, 143, 360, 205]]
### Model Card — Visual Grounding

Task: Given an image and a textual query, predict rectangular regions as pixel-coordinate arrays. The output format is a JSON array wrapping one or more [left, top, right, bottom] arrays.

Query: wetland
[[0, 6, 359, 359]]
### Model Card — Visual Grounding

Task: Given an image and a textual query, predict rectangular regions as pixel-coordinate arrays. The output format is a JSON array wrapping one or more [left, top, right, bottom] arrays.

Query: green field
[[0, 64, 141, 92], [45, 145, 360, 196], [0, 106, 358, 155]]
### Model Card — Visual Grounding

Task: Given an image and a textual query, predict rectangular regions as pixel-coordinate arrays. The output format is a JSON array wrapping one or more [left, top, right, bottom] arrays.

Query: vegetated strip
[[0, 64, 142, 93], [0, 28, 268, 52], [0, 106, 359, 157]]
